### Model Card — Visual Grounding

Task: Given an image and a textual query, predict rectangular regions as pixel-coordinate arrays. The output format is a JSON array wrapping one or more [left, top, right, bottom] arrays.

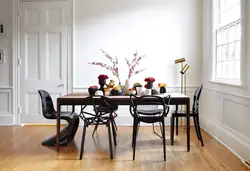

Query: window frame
[[211, 0, 245, 86]]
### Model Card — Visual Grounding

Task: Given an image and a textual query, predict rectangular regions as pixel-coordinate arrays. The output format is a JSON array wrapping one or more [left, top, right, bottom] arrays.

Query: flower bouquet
[[125, 51, 146, 79], [89, 49, 120, 83], [144, 77, 155, 89], [98, 74, 108, 93], [88, 85, 98, 96], [158, 83, 167, 93], [111, 84, 123, 96]]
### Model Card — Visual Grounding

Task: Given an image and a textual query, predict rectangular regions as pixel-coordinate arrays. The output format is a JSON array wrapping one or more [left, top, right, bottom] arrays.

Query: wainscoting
[[0, 88, 13, 125], [200, 88, 250, 160]]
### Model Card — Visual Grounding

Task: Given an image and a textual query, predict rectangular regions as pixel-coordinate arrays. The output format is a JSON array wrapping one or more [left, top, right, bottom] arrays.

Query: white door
[[19, 1, 69, 124]]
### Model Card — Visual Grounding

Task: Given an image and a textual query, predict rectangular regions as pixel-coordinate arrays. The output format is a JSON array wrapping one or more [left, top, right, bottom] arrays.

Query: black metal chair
[[79, 95, 118, 160], [170, 84, 204, 146], [38, 90, 79, 146], [129, 94, 171, 161]]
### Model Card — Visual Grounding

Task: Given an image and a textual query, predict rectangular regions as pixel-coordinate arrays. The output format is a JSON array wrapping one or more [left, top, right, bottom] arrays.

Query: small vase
[[160, 87, 166, 93], [99, 79, 106, 94], [147, 81, 153, 89], [124, 79, 131, 95]]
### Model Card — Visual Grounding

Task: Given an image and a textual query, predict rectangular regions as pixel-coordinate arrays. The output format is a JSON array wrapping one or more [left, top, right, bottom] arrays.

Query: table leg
[[186, 99, 190, 152], [56, 99, 60, 151], [72, 105, 75, 113]]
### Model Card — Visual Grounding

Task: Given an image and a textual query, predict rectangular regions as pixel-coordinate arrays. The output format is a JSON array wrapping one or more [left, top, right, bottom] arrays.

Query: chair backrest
[[130, 95, 170, 117], [79, 95, 118, 124], [192, 84, 203, 114], [38, 90, 56, 119]]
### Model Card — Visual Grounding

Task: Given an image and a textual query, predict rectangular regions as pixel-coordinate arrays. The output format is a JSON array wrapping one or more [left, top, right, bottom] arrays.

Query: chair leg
[[193, 116, 200, 140], [113, 118, 118, 131], [196, 115, 204, 146], [176, 116, 178, 135], [132, 118, 136, 148], [107, 121, 113, 159], [162, 119, 166, 161], [79, 122, 87, 160], [133, 121, 138, 161], [171, 116, 175, 145], [111, 118, 117, 146], [92, 119, 99, 136]]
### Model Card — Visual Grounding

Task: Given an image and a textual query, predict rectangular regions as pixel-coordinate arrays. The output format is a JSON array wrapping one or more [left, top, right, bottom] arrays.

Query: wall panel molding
[[0, 88, 12, 115], [201, 115, 250, 160], [201, 88, 250, 160]]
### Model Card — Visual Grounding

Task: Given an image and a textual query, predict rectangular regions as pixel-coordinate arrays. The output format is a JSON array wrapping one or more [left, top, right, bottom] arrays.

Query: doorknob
[[58, 84, 64, 87]]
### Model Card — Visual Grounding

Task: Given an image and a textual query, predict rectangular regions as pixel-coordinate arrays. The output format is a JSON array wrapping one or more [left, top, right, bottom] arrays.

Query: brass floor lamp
[[174, 58, 190, 125], [174, 58, 190, 95]]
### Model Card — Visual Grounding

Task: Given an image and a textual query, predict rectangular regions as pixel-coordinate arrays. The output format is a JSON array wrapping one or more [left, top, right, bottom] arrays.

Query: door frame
[[12, 0, 73, 125]]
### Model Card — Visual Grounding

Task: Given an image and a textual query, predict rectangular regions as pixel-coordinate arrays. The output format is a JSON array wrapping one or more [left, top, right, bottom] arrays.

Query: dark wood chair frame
[[129, 94, 171, 161], [78, 96, 118, 160], [170, 84, 204, 146]]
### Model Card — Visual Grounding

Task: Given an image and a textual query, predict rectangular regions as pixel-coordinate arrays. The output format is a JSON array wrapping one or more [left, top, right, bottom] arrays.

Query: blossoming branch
[[125, 51, 146, 79], [88, 49, 120, 82]]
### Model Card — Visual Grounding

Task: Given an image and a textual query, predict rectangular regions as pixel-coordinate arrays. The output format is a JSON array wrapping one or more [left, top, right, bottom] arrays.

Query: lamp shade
[[174, 58, 185, 64], [180, 64, 189, 74]]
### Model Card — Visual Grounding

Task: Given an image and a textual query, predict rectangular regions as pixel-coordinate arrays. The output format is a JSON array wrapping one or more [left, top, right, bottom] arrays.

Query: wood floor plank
[[0, 126, 246, 171]]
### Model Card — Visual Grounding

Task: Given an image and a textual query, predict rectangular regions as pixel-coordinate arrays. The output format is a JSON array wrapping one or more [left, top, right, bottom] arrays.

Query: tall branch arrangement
[[125, 51, 146, 79], [88, 49, 120, 82]]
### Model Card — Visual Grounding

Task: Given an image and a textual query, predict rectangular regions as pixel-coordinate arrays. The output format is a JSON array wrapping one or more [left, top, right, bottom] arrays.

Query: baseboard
[[242, 161, 250, 171], [200, 115, 250, 161]]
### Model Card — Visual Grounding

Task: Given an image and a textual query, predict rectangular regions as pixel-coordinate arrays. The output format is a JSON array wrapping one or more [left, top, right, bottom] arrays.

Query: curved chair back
[[79, 95, 118, 124], [192, 84, 203, 114], [130, 95, 169, 117], [38, 90, 56, 119]]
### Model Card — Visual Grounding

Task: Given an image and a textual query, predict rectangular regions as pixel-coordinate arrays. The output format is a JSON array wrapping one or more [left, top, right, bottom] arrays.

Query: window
[[213, 0, 241, 84]]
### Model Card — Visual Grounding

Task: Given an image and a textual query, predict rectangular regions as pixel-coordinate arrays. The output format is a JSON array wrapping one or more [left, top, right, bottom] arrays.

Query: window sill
[[209, 80, 242, 87]]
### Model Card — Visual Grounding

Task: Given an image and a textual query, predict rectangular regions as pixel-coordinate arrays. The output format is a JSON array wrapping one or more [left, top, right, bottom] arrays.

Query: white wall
[[201, 0, 250, 161], [0, 0, 202, 126], [0, 0, 14, 125], [73, 0, 202, 125], [73, 0, 202, 87]]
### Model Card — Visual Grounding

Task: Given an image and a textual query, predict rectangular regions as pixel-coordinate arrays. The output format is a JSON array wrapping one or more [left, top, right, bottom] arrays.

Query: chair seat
[[137, 109, 163, 115], [96, 106, 118, 113], [138, 115, 163, 123]]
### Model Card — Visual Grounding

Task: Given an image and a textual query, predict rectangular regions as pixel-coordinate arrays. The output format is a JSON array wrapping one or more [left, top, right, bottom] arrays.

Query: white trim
[[67, 0, 73, 94], [13, 0, 19, 125], [209, 79, 242, 87], [211, 0, 247, 85], [204, 87, 250, 100], [201, 115, 250, 161]]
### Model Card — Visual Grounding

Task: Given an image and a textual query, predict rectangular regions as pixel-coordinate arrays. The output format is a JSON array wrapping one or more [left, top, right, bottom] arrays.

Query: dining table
[[56, 92, 190, 152]]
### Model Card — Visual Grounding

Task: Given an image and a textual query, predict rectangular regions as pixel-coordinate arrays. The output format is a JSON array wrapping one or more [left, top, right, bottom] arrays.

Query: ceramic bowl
[[111, 89, 123, 96], [128, 90, 136, 95], [88, 87, 98, 96], [95, 90, 104, 96]]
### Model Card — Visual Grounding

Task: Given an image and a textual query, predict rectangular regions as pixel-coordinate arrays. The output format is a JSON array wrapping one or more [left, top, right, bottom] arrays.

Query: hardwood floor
[[0, 126, 246, 171]]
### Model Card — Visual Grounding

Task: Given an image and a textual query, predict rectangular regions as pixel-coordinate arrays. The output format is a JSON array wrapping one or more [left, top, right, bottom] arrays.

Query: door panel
[[19, 1, 68, 124]]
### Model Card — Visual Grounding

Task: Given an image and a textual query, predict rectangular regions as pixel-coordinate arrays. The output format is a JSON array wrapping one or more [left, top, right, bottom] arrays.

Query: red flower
[[144, 77, 155, 82], [98, 74, 109, 80], [89, 85, 98, 89], [144, 84, 148, 88]]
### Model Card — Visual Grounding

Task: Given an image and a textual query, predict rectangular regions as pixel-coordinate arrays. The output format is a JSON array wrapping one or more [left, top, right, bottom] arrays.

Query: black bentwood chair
[[38, 90, 79, 146], [129, 94, 171, 161], [79, 95, 118, 160], [170, 84, 204, 146]]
